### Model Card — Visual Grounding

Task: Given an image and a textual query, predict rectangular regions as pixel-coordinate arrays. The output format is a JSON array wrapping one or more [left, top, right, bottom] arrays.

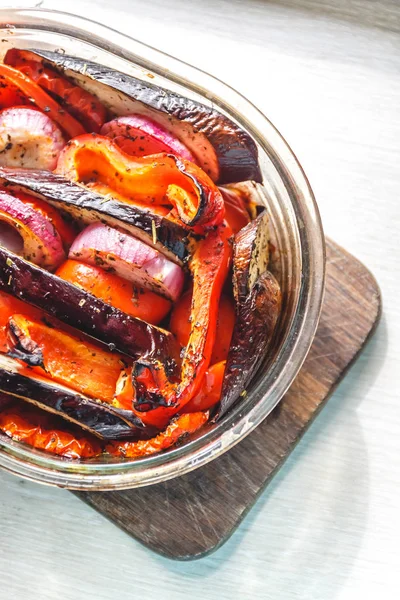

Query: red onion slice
[[0, 107, 65, 170], [69, 223, 184, 302], [101, 115, 196, 163], [0, 190, 65, 270], [0, 222, 23, 255]]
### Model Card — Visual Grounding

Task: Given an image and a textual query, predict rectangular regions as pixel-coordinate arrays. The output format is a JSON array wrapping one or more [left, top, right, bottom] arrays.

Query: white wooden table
[[1, 1, 399, 598]]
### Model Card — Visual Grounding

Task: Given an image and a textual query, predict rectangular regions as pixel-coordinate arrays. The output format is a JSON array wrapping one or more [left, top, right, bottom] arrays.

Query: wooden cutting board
[[75, 238, 381, 560]]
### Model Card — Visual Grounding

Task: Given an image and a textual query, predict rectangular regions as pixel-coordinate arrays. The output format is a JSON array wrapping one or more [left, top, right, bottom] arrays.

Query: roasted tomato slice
[[56, 260, 172, 325]]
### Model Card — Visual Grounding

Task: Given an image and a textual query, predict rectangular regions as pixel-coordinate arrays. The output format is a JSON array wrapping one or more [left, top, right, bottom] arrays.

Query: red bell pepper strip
[[56, 259, 171, 325], [182, 361, 226, 413], [0, 64, 86, 139], [114, 360, 225, 416], [220, 186, 251, 234], [56, 135, 225, 229], [170, 290, 235, 363], [5, 49, 107, 132], [0, 400, 102, 458], [132, 222, 232, 427], [107, 411, 209, 458], [0, 79, 28, 109]]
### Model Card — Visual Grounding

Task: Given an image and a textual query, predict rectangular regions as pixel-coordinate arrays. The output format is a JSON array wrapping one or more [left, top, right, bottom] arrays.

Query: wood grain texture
[[75, 239, 381, 559]]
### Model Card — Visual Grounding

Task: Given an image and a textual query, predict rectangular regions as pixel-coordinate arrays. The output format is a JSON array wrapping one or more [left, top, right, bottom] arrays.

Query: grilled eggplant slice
[[216, 212, 281, 418], [0, 247, 180, 368], [0, 391, 11, 411], [0, 167, 189, 265], [0, 355, 156, 440], [11, 49, 261, 185]]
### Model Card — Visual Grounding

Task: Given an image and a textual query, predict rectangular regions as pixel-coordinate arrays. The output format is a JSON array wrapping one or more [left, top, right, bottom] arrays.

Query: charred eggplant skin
[[216, 212, 281, 419], [8, 317, 45, 368], [29, 49, 261, 185], [0, 392, 11, 411], [0, 247, 179, 365], [0, 167, 189, 265], [0, 357, 157, 440]]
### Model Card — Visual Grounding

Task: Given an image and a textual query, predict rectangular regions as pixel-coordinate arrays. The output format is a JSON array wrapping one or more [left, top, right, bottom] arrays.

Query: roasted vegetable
[[0, 247, 180, 365], [220, 185, 252, 234], [182, 361, 226, 413], [107, 411, 209, 458], [0, 397, 102, 458], [69, 223, 185, 301], [6, 313, 126, 403], [101, 114, 196, 162], [5, 48, 107, 132], [0, 167, 189, 264], [8, 189, 76, 249], [216, 212, 281, 418], [0, 290, 42, 352], [0, 80, 28, 109], [0, 354, 156, 440], [132, 222, 232, 428], [56, 135, 225, 229], [0, 187, 65, 270], [0, 106, 65, 170], [0, 63, 85, 138], [56, 260, 171, 325], [17, 49, 261, 184], [170, 290, 235, 364], [0, 47, 282, 461]]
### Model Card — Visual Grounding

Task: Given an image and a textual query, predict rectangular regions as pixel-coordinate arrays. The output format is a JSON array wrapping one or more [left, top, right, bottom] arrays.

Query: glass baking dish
[[0, 8, 325, 490]]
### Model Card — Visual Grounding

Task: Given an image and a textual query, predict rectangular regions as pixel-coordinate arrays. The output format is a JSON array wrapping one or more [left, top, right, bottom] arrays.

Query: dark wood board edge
[[74, 239, 382, 560]]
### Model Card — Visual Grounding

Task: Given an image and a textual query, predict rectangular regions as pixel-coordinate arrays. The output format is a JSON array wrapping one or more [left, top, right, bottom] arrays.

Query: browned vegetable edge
[[0, 167, 190, 265], [0, 247, 180, 371], [0, 356, 158, 441], [29, 49, 262, 185], [216, 212, 282, 419]]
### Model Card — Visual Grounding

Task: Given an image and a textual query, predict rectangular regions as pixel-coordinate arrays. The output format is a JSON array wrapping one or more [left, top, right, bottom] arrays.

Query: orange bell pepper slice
[[1, 187, 76, 249], [0, 64, 86, 139], [0, 290, 42, 353], [170, 290, 235, 364], [56, 135, 225, 228], [6, 314, 127, 404], [107, 411, 208, 458]]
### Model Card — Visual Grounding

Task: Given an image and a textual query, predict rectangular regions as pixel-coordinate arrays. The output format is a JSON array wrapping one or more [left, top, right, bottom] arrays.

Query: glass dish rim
[[0, 7, 325, 490]]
